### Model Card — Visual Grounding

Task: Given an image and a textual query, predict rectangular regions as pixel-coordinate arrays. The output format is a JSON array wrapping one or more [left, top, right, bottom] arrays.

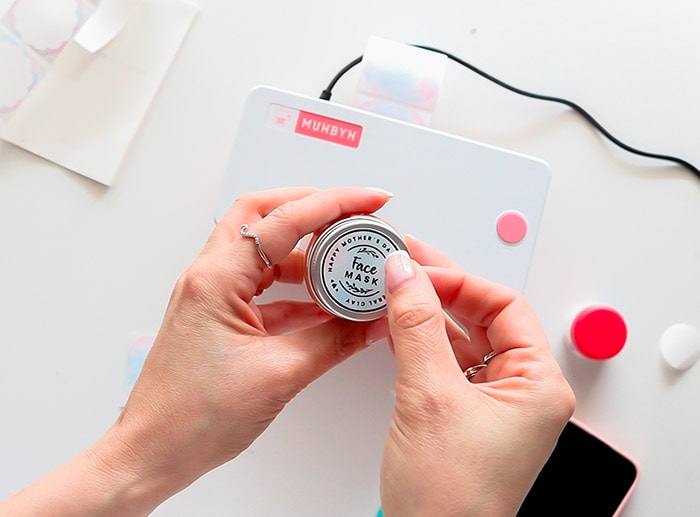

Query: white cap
[[659, 323, 700, 371]]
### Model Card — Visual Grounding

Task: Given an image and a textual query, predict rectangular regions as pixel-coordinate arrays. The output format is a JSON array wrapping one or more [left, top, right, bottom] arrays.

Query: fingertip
[[384, 250, 415, 293], [365, 186, 395, 199], [382, 252, 459, 379], [404, 236, 461, 269]]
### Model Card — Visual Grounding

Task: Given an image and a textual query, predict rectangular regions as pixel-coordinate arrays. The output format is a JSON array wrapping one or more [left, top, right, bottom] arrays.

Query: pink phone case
[[570, 417, 640, 516]]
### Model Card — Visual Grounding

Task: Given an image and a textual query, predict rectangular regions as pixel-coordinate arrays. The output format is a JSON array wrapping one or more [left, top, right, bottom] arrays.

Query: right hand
[[379, 239, 576, 516]]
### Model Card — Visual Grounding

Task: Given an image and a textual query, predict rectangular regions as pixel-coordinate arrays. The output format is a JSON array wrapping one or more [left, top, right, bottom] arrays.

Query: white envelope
[[0, 0, 200, 186]]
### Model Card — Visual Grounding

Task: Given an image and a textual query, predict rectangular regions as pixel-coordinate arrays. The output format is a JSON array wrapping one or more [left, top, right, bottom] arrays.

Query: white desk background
[[1, 1, 698, 515]]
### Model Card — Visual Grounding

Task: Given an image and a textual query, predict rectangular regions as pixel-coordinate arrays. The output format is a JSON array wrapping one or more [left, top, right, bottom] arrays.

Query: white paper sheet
[[0, 0, 200, 186]]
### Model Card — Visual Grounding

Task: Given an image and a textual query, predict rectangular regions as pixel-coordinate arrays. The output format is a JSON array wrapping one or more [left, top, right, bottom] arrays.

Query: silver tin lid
[[305, 215, 408, 322]]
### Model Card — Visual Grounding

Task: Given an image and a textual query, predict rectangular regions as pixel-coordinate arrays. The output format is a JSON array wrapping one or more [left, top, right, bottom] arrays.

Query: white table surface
[[1, 1, 699, 515]]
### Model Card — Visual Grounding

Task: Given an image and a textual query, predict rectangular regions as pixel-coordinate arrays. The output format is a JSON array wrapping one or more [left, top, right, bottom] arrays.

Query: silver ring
[[240, 224, 272, 268], [463, 351, 498, 380], [463, 363, 487, 380], [483, 350, 498, 363]]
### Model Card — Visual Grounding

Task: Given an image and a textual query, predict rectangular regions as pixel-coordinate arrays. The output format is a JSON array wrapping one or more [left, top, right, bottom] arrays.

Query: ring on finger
[[463, 363, 487, 380], [463, 350, 499, 380], [483, 350, 498, 363], [240, 224, 273, 268]]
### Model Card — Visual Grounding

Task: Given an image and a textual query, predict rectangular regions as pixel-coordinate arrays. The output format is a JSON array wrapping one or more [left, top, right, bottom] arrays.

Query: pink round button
[[496, 211, 528, 245], [570, 305, 627, 360]]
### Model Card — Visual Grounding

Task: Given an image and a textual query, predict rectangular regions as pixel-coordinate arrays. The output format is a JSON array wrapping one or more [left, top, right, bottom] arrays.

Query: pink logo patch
[[294, 111, 363, 148]]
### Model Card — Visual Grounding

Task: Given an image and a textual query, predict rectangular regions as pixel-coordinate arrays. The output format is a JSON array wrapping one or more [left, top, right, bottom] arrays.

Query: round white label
[[320, 228, 401, 314]]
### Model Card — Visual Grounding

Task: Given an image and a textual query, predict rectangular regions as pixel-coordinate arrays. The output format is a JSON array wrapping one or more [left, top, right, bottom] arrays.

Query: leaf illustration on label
[[343, 281, 374, 295], [357, 247, 380, 259]]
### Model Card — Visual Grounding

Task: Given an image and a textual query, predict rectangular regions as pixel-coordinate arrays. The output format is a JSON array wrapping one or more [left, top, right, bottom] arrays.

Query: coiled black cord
[[320, 45, 700, 180]]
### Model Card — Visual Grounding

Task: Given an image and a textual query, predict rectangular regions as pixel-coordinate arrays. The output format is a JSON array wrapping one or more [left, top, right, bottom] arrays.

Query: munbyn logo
[[294, 111, 363, 148]]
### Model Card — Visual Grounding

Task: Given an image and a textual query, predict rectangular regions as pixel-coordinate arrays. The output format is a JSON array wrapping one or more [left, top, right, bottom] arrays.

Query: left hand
[[0, 187, 393, 517], [119, 187, 393, 501]]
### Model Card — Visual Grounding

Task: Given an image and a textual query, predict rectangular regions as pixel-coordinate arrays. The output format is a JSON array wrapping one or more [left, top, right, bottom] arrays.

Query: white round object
[[660, 323, 700, 371], [13, 0, 79, 52]]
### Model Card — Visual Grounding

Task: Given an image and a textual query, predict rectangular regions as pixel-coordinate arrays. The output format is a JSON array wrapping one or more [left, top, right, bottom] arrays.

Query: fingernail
[[384, 250, 414, 293], [403, 233, 416, 241], [365, 187, 394, 198]]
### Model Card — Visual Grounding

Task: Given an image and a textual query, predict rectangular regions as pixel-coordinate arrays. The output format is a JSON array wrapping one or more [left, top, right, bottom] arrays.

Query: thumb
[[384, 251, 461, 384]]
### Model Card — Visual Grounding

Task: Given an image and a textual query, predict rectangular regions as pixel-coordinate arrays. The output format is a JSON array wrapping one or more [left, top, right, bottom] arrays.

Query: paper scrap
[[0, 0, 200, 186]]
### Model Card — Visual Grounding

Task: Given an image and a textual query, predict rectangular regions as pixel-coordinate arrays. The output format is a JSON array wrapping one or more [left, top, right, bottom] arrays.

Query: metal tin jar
[[304, 215, 408, 321]]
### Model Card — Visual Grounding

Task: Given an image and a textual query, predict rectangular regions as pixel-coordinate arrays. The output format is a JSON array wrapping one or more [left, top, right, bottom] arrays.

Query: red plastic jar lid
[[570, 305, 627, 360]]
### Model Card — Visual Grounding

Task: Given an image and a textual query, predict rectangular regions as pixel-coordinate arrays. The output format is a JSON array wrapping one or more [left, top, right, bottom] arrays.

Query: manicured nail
[[366, 187, 394, 198], [384, 250, 414, 293]]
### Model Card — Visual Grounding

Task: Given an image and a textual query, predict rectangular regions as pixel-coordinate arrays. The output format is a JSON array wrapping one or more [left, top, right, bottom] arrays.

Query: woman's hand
[[379, 238, 576, 517], [114, 186, 395, 509], [0, 186, 392, 517]]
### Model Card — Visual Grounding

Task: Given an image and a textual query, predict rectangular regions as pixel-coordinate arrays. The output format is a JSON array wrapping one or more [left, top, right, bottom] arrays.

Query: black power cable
[[320, 45, 700, 180]]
